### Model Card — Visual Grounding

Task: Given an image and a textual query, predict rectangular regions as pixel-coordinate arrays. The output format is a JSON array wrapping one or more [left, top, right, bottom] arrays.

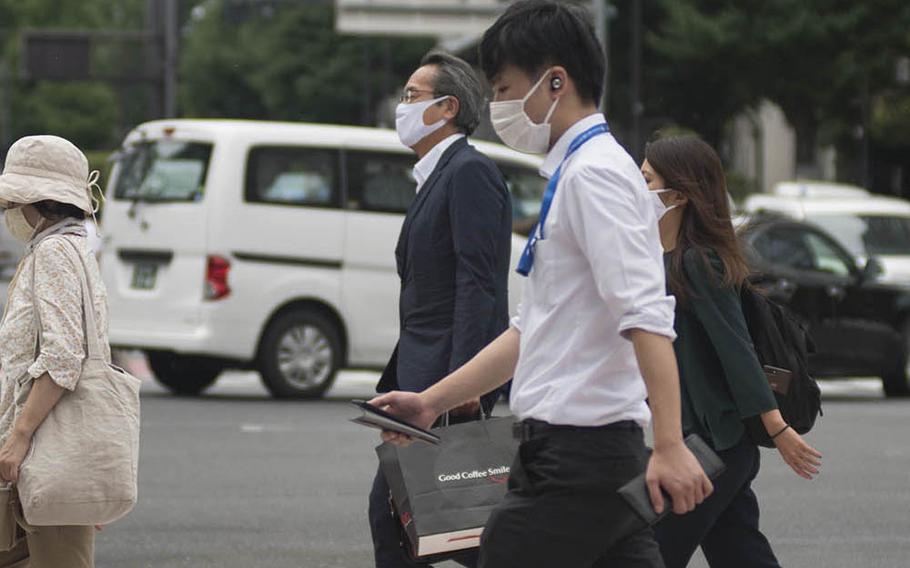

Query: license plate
[[131, 263, 158, 290]]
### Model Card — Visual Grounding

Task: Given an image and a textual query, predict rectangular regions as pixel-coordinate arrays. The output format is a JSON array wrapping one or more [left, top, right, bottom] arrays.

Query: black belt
[[512, 418, 640, 442]]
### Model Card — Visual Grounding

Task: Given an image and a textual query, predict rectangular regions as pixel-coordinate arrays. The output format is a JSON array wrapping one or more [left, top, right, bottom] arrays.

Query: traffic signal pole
[[146, 0, 179, 119], [590, 0, 615, 115], [0, 58, 10, 155], [163, 0, 179, 118]]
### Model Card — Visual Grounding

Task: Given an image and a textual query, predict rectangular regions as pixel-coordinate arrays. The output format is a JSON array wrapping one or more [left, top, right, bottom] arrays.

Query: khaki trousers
[[0, 525, 94, 568]]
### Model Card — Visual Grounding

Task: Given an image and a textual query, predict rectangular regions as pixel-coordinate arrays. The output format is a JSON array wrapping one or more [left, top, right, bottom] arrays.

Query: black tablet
[[350, 400, 441, 445]]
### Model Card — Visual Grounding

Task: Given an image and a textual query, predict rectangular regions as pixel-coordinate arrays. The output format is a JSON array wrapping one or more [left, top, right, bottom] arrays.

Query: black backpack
[[740, 286, 823, 448]]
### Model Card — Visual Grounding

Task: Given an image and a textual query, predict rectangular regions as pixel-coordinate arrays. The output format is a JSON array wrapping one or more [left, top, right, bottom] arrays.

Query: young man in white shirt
[[371, 1, 712, 566]]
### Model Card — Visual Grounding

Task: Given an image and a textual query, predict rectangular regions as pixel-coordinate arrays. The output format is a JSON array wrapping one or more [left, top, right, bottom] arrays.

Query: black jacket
[[377, 138, 512, 413], [670, 248, 778, 451]]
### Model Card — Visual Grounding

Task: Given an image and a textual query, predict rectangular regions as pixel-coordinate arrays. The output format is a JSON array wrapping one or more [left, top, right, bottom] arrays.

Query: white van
[[101, 119, 544, 398]]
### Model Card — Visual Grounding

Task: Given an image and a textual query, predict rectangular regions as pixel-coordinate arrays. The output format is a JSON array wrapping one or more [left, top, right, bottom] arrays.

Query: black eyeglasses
[[399, 88, 443, 104]]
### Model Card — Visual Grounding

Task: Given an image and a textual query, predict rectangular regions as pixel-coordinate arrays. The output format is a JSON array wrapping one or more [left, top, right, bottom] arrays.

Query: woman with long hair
[[641, 135, 822, 568]]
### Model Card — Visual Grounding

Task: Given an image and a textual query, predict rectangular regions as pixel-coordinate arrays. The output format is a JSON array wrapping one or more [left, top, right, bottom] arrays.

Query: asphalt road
[[94, 364, 910, 568]]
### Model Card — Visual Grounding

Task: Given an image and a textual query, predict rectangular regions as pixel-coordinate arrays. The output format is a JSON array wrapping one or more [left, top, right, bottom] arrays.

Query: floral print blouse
[[0, 231, 110, 447]]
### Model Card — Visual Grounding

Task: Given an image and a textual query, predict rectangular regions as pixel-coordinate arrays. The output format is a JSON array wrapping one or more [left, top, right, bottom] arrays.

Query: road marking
[[238, 423, 298, 433], [818, 378, 882, 399]]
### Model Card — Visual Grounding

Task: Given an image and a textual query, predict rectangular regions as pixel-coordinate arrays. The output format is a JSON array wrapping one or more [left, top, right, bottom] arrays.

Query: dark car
[[739, 215, 910, 397]]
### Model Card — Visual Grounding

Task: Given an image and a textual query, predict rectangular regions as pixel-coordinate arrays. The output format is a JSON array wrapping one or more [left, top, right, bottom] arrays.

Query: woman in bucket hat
[[0, 135, 109, 567]]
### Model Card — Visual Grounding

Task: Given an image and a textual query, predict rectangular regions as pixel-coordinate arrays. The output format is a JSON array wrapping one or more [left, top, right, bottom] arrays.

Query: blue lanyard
[[517, 122, 609, 277]]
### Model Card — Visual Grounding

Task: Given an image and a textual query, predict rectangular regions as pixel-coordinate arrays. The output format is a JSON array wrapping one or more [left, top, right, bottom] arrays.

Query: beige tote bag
[[0, 487, 21, 552], [16, 238, 141, 526]]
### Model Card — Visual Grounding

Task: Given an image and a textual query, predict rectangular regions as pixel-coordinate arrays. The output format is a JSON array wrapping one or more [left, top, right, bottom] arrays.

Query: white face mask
[[395, 95, 450, 148], [489, 70, 560, 154], [650, 189, 679, 221], [4, 208, 36, 242]]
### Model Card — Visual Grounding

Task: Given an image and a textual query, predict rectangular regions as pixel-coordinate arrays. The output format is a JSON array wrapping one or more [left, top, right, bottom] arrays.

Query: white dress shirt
[[509, 113, 676, 428], [413, 133, 465, 193]]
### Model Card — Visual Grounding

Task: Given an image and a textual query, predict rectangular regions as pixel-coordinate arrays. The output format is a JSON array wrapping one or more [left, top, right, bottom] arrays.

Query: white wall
[[335, 0, 502, 37], [729, 100, 798, 193]]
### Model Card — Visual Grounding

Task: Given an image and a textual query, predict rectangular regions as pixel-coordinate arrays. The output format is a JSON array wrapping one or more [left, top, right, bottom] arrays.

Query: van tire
[[147, 352, 223, 395], [882, 324, 910, 397], [258, 310, 341, 399]]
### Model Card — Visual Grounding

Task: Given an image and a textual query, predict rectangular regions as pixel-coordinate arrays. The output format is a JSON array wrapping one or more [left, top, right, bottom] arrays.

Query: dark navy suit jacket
[[377, 137, 512, 413]]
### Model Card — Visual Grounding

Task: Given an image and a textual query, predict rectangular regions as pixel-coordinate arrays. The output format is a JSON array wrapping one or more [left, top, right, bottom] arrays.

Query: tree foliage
[[15, 83, 119, 149], [0, 0, 145, 150], [3, 0, 909, 186], [872, 94, 910, 149], [644, 1, 760, 146], [645, 0, 910, 175], [179, 1, 434, 125]]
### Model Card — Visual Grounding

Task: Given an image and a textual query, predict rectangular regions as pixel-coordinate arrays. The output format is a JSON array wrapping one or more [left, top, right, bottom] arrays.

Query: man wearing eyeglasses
[[368, 51, 512, 568]]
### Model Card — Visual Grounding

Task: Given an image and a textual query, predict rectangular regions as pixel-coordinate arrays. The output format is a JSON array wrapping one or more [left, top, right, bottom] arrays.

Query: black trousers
[[477, 421, 664, 568], [654, 439, 780, 568]]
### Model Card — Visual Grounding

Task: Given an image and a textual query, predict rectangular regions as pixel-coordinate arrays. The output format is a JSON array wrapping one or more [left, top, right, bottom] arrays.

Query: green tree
[[646, 0, 910, 180], [179, 1, 434, 125], [872, 93, 910, 149], [643, 1, 760, 147], [0, 0, 146, 150], [13, 82, 119, 150]]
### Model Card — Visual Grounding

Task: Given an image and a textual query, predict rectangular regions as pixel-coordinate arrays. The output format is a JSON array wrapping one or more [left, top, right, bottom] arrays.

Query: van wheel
[[258, 310, 341, 399], [882, 324, 910, 397], [147, 352, 223, 396]]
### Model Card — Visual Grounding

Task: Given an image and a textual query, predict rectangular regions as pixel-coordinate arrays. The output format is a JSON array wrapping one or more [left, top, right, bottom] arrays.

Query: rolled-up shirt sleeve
[[27, 239, 86, 390], [509, 301, 523, 333], [562, 164, 676, 340]]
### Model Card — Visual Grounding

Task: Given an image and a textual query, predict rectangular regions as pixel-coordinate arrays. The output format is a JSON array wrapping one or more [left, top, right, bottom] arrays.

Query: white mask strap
[[652, 188, 679, 198], [87, 169, 104, 233], [521, 69, 553, 103], [522, 69, 559, 126], [542, 97, 559, 125]]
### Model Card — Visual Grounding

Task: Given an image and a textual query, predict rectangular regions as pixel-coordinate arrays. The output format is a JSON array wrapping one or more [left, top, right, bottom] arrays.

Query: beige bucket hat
[[0, 135, 100, 214]]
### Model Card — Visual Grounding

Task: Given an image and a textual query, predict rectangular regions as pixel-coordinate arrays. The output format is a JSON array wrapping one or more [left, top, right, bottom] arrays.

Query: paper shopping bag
[[376, 417, 518, 560]]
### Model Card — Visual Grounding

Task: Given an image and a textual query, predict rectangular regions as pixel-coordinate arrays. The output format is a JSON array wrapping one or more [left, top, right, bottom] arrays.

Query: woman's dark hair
[[644, 136, 750, 301], [33, 200, 85, 222], [479, 0, 604, 105]]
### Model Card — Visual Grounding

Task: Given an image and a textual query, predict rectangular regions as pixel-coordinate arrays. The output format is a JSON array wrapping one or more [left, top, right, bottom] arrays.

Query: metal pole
[[629, 0, 643, 160], [145, 0, 163, 118], [0, 59, 11, 155], [602, 4, 614, 115], [379, 38, 392, 128], [163, 0, 179, 118], [860, 75, 870, 189], [591, 0, 607, 113], [0, 29, 11, 155]]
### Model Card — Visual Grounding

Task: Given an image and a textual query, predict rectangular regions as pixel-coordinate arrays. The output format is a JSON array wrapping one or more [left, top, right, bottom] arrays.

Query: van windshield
[[113, 140, 213, 202]]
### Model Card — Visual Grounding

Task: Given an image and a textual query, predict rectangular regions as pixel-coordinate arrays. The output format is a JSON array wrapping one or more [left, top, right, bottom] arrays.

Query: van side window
[[345, 151, 416, 214], [246, 146, 339, 207], [499, 166, 546, 236]]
